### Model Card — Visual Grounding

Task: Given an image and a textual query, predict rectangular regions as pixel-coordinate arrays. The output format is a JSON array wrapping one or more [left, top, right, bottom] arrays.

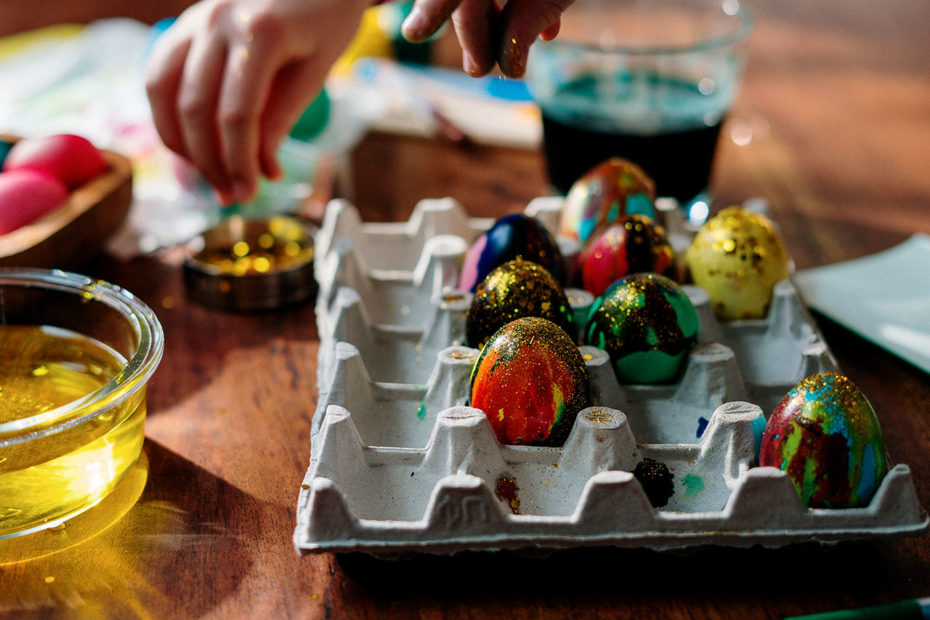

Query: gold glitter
[[684, 206, 789, 320], [193, 219, 313, 277], [465, 259, 574, 348], [232, 241, 250, 257], [505, 37, 526, 74], [257, 232, 275, 249], [471, 317, 590, 446], [585, 409, 614, 423]]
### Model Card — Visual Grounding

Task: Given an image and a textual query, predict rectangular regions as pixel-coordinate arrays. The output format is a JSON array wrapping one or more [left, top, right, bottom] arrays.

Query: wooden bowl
[[0, 138, 133, 269]]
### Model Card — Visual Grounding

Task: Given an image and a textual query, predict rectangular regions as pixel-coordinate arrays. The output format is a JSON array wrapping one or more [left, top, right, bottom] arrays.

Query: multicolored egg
[[578, 215, 675, 297], [684, 206, 790, 320], [759, 372, 887, 508], [558, 158, 657, 245], [584, 273, 699, 384], [470, 317, 590, 446], [465, 258, 575, 349], [458, 214, 566, 292]]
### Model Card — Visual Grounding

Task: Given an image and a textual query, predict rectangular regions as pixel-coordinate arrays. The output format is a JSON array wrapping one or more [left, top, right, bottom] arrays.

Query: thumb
[[497, 0, 576, 77]]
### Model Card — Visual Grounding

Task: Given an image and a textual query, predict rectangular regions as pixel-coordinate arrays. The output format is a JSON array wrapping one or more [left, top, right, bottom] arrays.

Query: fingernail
[[232, 180, 253, 204], [463, 51, 480, 77], [401, 6, 428, 41], [214, 188, 235, 206], [264, 157, 284, 182]]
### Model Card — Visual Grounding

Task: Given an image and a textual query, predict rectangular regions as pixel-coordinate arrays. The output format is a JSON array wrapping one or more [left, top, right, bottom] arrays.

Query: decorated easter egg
[[684, 206, 790, 320], [584, 273, 699, 384], [458, 213, 566, 292], [3, 134, 108, 189], [465, 258, 575, 349], [558, 158, 657, 245], [759, 372, 886, 508], [578, 215, 675, 297], [470, 317, 590, 446], [0, 169, 69, 235]]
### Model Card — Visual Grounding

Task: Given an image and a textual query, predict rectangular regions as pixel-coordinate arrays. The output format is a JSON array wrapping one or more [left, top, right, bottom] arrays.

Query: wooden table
[[2, 1, 929, 618]]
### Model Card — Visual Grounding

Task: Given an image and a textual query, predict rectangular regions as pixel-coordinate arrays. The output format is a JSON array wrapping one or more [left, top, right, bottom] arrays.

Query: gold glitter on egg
[[684, 206, 790, 320], [465, 258, 576, 349]]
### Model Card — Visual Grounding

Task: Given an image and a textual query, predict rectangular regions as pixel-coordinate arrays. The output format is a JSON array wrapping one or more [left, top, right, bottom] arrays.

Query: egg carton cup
[[314, 197, 576, 332], [313, 197, 823, 404], [296, 371, 925, 553], [297, 197, 929, 555], [315, 274, 837, 437]]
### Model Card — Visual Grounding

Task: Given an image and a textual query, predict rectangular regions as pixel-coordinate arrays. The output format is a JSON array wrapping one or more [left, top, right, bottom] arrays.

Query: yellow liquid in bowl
[[0, 325, 147, 539]]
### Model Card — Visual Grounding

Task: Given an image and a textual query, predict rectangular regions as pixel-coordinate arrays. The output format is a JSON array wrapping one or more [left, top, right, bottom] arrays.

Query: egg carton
[[295, 198, 928, 555]]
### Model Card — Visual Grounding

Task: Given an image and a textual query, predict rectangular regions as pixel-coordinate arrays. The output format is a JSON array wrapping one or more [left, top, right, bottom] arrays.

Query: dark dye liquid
[[538, 72, 728, 199]]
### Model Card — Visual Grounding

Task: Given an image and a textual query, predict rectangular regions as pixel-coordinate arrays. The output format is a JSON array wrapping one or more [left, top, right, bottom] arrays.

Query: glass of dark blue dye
[[525, 0, 752, 224]]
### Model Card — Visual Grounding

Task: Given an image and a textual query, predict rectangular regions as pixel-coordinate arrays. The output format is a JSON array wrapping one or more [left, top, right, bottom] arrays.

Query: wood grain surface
[[1, 1, 929, 618]]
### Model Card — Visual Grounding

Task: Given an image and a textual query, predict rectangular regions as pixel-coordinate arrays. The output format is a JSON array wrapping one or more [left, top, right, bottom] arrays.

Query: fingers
[[498, 0, 576, 77], [178, 30, 234, 202], [401, 0, 460, 42], [145, 23, 195, 161], [400, 0, 575, 78], [403, 0, 500, 76], [216, 17, 286, 203], [449, 0, 499, 76], [145, 0, 368, 207], [145, 3, 245, 203], [146, 3, 292, 205], [540, 18, 562, 41], [257, 58, 333, 181]]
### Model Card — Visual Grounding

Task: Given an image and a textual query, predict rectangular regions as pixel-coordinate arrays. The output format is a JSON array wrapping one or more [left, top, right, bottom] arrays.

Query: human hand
[[400, 0, 576, 78], [145, 0, 370, 205]]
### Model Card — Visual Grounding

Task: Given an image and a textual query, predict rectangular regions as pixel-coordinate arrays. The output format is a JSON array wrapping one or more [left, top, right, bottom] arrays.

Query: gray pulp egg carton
[[295, 198, 928, 555]]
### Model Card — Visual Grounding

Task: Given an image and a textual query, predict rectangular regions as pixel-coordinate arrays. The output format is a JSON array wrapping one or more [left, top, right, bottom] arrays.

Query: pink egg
[[3, 134, 108, 189], [578, 215, 675, 297], [0, 169, 69, 234]]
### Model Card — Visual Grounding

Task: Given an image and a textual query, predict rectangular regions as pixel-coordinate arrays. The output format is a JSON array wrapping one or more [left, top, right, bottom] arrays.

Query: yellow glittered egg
[[684, 206, 790, 320]]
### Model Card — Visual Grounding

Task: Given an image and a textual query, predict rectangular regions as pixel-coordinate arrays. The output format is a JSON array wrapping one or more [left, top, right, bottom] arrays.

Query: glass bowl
[[0, 269, 164, 539]]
